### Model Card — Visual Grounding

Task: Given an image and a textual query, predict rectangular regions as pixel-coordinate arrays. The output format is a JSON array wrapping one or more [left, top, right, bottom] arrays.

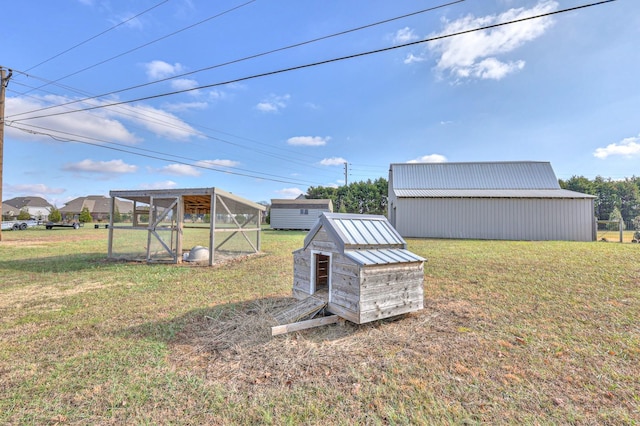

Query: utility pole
[[0, 67, 12, 242], [344, 162, 348, 186]]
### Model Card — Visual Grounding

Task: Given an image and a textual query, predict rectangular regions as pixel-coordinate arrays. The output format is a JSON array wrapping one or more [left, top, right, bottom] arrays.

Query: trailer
[[45, 221, 81, 230], [1, 219, 42, 231]]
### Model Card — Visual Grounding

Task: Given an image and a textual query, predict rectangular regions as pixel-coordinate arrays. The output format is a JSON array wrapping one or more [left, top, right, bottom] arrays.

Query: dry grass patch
[[1, 229, 639, 424]]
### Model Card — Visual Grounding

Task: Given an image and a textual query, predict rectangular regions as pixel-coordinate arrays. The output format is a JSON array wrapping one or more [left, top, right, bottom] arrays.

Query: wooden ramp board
[[272, 315, 339, 336], [272, 296, 327, 325]]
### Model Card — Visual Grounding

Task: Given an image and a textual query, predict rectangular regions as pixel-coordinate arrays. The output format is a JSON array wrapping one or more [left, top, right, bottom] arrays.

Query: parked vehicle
[[44, 221, 81, 230], [1, 219, 41, 231]]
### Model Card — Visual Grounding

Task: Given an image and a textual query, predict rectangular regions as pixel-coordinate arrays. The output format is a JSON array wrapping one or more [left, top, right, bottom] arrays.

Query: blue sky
[[2, 0, 638, 206]]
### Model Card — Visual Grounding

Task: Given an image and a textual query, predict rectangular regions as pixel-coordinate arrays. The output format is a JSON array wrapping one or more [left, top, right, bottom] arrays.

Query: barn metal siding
[[393, 197, 595, 241], [270, 208, 328, 230]]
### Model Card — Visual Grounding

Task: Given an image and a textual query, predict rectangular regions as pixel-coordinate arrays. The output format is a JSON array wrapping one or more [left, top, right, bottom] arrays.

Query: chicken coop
[[292, 212, 425, 324], [107, 187, 266, 266]]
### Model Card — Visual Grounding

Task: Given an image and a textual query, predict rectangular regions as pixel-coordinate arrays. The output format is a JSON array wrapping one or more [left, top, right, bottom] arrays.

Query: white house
[[388, 161, 596, 242]]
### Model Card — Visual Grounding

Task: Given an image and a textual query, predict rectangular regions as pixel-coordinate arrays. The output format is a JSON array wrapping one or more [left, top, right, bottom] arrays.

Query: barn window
[[300, 209, 309, 215]]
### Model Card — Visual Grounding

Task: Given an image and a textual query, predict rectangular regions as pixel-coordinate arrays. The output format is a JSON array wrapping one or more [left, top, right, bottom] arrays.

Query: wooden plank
[[271, 315, 340, 336], [272, 296, 327, 324]]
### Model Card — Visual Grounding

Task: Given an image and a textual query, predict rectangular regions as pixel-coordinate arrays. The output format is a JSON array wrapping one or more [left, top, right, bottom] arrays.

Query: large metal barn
[[107, 187, 266, 266]]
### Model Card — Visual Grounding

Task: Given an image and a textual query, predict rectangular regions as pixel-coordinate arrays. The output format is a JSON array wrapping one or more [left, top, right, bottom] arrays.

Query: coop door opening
[[314, 253, 330, 293]]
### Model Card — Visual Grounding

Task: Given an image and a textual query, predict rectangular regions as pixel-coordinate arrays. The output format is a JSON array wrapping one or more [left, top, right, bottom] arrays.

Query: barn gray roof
[[390, 161, 594, 199], [391, 161, 560, 189], [304, 213, 424, 266]]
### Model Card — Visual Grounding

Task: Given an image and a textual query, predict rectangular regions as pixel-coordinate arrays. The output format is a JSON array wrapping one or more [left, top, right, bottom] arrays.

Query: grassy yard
[[0, 227, 638, 424]]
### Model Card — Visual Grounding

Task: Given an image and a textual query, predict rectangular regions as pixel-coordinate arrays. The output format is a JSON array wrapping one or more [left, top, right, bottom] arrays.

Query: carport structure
[[107, 187, 266, 266]]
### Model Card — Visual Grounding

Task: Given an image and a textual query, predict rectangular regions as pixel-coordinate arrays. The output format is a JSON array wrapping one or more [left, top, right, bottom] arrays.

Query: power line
[[23, 0, 171, 73], [20, 0, 257, 96], [2, 0, 465, 175], [6, 84, 341, 176], [7, 122, 325, 187], [8, 0, 465, 118], [10, 0, 616, 123]]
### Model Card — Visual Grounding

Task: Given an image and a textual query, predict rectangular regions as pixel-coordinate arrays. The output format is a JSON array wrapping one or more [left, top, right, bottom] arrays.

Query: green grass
[[0, 227, 638, 424]]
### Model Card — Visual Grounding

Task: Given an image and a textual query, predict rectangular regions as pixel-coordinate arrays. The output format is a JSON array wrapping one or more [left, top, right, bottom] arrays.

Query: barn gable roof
[[391, 161, 560, 190], [303, 213, 424, 265], [390, 161, 595, 199]]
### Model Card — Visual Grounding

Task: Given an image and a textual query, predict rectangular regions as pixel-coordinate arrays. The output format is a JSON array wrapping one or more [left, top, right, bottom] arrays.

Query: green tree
[[615, 179, 640, 224], [17, 208, 31, 220], [608, 206, 625, 230], [306, 178, 388, 215], [593, 176, 618, 220], [79, 207, 93, 223], [560, 175, 595, 195], [48, 207, 62, 223], [112, 205, 122, 223]]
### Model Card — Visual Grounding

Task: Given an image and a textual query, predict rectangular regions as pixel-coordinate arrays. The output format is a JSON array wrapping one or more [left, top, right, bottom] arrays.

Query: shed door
[[314, 253, 330, 294]]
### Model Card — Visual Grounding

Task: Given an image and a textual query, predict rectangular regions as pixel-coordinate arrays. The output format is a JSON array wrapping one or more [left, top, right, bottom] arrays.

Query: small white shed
[[292, 213, 425, 324], [270, 198, 333, 230]]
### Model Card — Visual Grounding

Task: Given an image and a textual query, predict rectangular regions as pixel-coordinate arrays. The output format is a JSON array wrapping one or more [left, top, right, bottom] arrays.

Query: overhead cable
[[10, 0, 616, 123]]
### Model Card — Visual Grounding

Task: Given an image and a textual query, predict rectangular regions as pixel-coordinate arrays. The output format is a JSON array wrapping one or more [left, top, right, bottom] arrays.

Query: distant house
[[2, 196, 53, 220], [292, 213, 425, 324], [60, 195, 133, 222], [270, 198, 334, 230], [388, 161, 596, 242]]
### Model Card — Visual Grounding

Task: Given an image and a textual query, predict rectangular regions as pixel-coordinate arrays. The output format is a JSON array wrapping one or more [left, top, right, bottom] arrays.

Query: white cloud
[[594, 134, 640, 159], [63, 159, 138, 174], [6, 183, 65, 195], [171, 78, 200, 94], [144, 60, 185, 80], [196, 159, 240, 168], [256, 94, 290, 113], [404, 53, 426, 64], [209, 89, 227, 100], [6, 94, 200, 143], [275, 187, 305, 198], [139, 180, 178, 190], [111, 103, 200, 141], [408, 154, 448, 163], [158, 164, 201, 176], [428, 1, 557, 80], [287, 136, 330, 147], [6, 95, 140, 144], [320, 157, 347, 166], [393, 27, 419, 44]]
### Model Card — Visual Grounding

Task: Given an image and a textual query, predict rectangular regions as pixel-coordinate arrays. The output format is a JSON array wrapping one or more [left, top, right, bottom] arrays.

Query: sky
[[2, 0, 638, 207]]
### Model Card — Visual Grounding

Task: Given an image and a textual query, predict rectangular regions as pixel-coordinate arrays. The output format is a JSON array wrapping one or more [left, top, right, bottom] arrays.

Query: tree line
[[559, 176, 640, 228], [306, 178, 388, 215]]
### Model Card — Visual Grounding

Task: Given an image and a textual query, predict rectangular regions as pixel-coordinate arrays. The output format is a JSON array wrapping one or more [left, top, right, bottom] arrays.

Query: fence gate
[[146, 196, 182, 263]]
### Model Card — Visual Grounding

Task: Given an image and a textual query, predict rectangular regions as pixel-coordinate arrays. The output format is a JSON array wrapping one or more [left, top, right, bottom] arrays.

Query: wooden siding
[[270, 208, 328, 230], [392, 197, 595, 241], [358, 263, 424, 323], [293, 224, 425, 324], [292, 249, 312, 296]]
